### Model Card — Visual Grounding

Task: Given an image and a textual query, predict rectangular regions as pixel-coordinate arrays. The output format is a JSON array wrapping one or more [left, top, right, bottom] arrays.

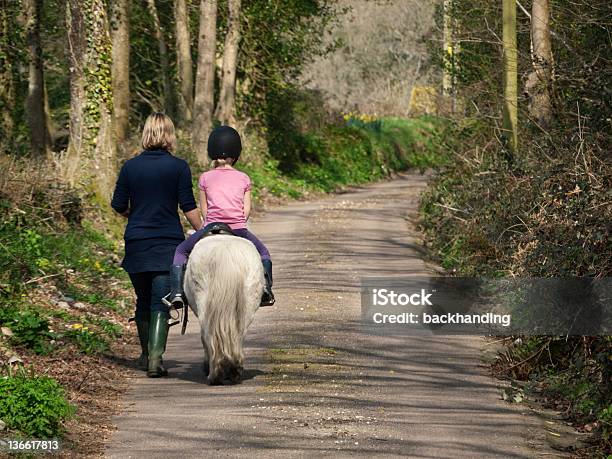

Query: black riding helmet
[[207, 125, 242, 163]]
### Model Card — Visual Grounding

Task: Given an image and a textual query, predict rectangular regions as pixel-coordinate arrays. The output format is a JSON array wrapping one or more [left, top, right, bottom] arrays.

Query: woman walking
[[111, 113, 201, 377]]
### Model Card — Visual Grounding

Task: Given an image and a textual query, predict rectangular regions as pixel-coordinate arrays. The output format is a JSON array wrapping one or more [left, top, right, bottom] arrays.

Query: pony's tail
[[202, 252, 247, 384]]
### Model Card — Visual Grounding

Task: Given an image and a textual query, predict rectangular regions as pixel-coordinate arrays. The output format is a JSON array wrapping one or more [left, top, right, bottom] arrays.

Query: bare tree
[[65, 0, 116, 199], [23, 0, 49, 157], [43, 81, 56, 144], [442, 0, 453, 98], [111, 0, 130, 148], [502, 0, 518, 153], [193, 0, 218, 163], [526, 0, 553, 128], [301, 0, 436, 116], [146, 0, 176, 117], [0, 2, 15, 152], [215, 0, 241, 124], [175, 0, 193, 124], [442, 0, 461, 114], [66, 0, 85, 163]]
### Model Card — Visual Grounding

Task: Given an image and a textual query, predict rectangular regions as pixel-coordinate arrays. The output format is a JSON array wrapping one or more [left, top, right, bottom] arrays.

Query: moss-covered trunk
[[215, 0, 241, 125], [193, 0, 218, 164], [65, 0, 116, 203], [175, 0, 193, 125], [502, 0, 518, 154], [23, 0, 50, 157], [110, 0, 130, 149]]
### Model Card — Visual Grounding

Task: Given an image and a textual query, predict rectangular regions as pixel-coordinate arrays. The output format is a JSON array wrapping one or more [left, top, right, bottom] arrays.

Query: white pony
[[184, 234, 264, 385]]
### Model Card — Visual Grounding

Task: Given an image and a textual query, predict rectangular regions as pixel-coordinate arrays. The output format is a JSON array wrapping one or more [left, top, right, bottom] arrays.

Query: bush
[[419, 118, 611, 452], [0, 164, 125, 297], [64, 324, 109, 355], [0, 306, 55, 355], [0, 369, 74, 438], [0, 306, 112, 356]]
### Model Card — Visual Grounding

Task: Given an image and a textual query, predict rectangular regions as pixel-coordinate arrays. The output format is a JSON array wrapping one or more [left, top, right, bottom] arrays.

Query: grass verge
[[238, 116, 448, 201], [0, 164, 135, 453]]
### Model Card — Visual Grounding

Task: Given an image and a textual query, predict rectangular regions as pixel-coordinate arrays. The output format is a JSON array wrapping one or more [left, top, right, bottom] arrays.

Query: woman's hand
[[185, 208, 202, 231]]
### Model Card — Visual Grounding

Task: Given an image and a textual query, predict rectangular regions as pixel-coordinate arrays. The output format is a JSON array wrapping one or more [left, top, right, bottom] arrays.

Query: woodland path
[[106, 173, 551, 458]]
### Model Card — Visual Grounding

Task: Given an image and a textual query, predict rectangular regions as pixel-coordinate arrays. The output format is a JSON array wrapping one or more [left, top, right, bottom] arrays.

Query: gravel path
[[106, 173, 551, 458]]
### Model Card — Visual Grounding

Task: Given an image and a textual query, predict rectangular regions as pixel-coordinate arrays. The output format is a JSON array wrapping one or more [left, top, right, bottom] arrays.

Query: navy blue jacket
[[111, 150, 197, 273]]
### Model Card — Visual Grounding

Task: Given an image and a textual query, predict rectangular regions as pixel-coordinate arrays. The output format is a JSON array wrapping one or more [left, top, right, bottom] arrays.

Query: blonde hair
[[141, 112, 177, 152], [212, 158, 234, 168]]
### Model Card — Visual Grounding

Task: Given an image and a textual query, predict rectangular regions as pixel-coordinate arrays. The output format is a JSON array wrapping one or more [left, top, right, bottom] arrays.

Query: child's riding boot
[[147, 310, 169, 377], [165, 264, 185, 309], [135, 318, 149, 371], [261, 260, 275, 306]]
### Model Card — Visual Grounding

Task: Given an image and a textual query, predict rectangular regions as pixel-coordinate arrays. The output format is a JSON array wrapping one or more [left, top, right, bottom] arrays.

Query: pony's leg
[[199, 320, 223, 385], [200, 332, 210, 375], [206, 347, 226, 385]]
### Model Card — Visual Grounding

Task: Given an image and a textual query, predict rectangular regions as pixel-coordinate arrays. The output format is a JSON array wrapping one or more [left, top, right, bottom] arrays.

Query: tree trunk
[[441, 0, 460, 114], [502, 0, 518, 154], [193, 0, 218, 163], [175, 0, 193, 124], [23, 0, 49, 157], [146, 0, 175, 118], [43, 81, 56, 146], [442, 0, 453, 98], [65, 0, 116, 201], [526, 0, 553, 128], [66, 0, 85, 165], [0, 2, 15, 153], [111, 0, 130, 149], [215, 0, 241, 125]]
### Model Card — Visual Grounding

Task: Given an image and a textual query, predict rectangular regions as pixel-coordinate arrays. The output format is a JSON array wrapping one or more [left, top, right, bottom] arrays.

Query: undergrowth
[[0, 366, 75, 438], [419, 119, 611, 448], [0, 186, 127, 357], [0, 159, 131, 440]]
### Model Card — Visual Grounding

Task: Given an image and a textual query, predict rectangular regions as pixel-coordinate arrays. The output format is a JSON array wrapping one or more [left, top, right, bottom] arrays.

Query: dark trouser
[[128, 271, 170, 321]]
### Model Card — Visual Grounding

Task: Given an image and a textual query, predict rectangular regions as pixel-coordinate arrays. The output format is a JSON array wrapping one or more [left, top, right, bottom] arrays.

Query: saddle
[[198, 222, 235, 239]]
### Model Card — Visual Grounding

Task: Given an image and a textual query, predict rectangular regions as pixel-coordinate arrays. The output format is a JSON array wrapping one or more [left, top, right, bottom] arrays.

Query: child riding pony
[[167, 126, 275, 309]]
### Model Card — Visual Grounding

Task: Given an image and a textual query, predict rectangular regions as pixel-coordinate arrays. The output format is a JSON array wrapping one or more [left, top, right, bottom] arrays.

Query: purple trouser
[[173, 227, 271, 265]]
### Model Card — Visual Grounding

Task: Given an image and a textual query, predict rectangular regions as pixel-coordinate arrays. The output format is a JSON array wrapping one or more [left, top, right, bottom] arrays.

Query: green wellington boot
[[135, 319, 149, 371], [147, 310, 169, 377]]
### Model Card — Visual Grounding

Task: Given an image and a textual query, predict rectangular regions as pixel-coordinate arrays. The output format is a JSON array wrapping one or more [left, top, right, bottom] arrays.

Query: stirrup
[[162, 293, 189, 333], [162, 293, 182, 327], [162, 292, 184, 309]]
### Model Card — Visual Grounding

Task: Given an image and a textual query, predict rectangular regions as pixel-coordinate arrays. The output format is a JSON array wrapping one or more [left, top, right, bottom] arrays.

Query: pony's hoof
[[229, 366, 244, 384], [220, 365, 243, 385]]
